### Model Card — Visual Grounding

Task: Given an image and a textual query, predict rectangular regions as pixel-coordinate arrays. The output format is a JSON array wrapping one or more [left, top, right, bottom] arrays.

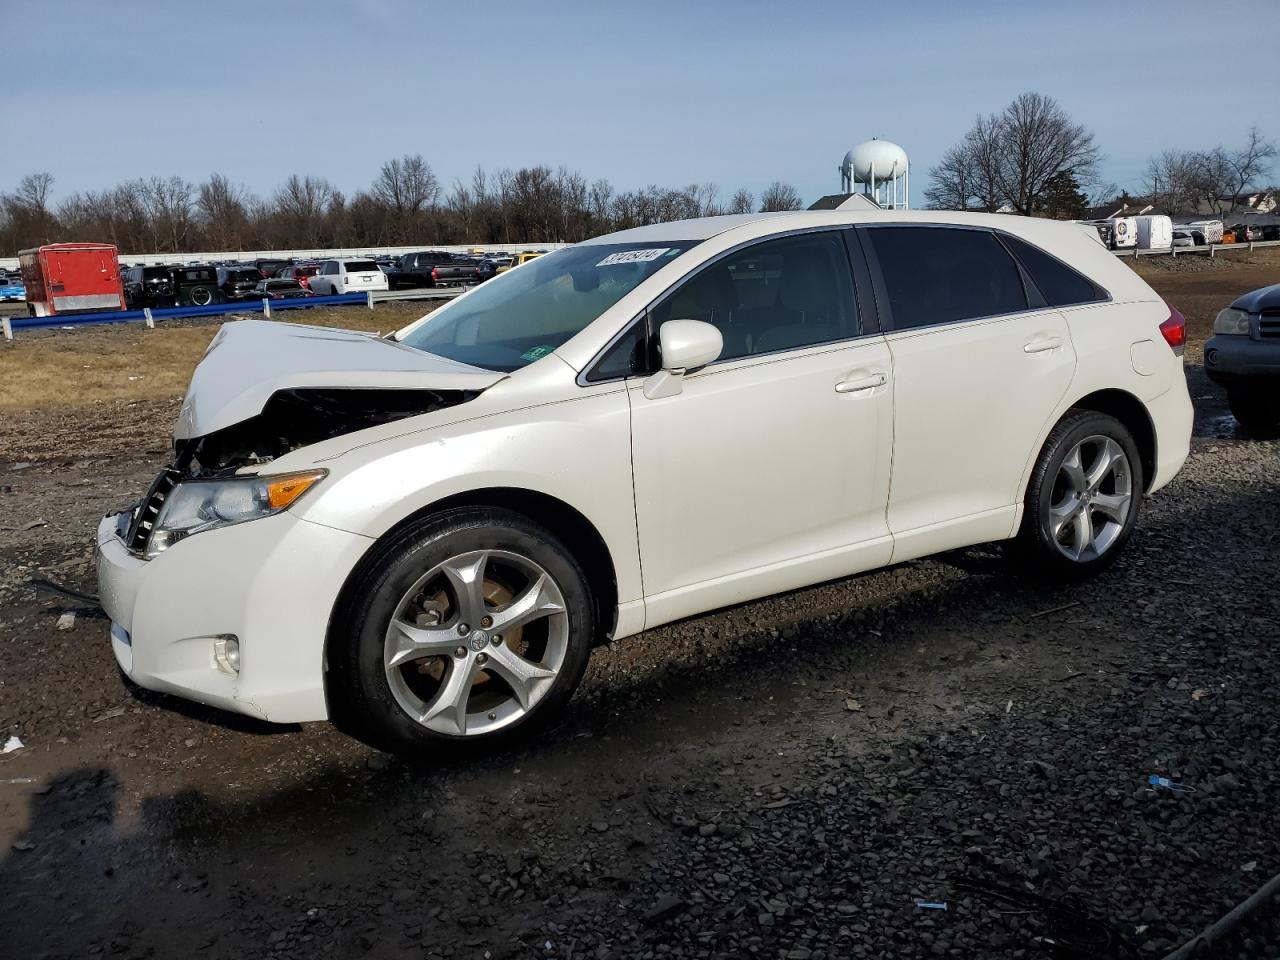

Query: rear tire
[[329, 507, 595, 756], [1013, 410, 1143, 580], [1228, 387, 1280, 438]]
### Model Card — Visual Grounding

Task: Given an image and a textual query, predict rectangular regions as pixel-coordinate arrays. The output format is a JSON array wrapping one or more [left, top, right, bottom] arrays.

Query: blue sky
[[7, 0, 1278, 209]]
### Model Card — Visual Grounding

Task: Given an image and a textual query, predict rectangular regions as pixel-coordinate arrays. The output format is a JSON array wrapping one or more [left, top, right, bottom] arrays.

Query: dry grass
[[0, 302, 435, 414]]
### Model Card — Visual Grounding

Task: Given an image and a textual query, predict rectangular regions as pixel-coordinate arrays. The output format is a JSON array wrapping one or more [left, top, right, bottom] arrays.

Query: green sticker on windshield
[[521, 345, 554, 362]]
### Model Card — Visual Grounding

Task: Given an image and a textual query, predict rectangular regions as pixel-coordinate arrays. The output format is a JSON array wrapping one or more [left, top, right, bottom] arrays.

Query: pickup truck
[[387, 251, 478, 288]]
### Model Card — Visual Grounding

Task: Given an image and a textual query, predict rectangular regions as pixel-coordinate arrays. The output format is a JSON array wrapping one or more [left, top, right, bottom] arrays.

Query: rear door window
[[863, 226, 1028, 331], [998, 234, 1107, 307]]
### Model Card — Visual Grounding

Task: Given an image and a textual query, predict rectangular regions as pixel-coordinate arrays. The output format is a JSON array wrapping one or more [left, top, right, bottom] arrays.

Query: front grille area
[[124, 467, 180, 553], [1260, 310, 1280, 339]]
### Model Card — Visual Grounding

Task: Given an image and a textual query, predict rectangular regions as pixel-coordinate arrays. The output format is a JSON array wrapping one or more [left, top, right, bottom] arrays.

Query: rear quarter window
[[864, 226, 1028, 330], [999, 234, 1108, 307]]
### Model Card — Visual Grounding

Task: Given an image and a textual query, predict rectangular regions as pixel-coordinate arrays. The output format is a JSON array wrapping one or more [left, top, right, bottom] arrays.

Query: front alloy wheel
[[330, 507, 594, 754], [383, 550, 568, 737]]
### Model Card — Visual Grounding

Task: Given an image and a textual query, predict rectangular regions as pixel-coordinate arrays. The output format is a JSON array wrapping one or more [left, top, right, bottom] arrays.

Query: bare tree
[[994, 93, 1099, 215], [925, 143, 978, 210], [197, 174, 254, 250], [272, 174, 339, 247], [1222, 126, 1277, 212], [727, 188, 754, 214], [927, 94, 1097, 214], [759, 181, 802, 212], [373, 154, 440, 241]]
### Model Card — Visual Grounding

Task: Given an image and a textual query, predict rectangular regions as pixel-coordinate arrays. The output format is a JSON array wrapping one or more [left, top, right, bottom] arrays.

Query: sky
[[7, 0, 1279, 211]]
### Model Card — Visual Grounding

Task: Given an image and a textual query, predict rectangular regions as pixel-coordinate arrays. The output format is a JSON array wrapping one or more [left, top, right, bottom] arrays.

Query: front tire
[[1227, 387, 1280, 438], [329, 507, 595, 755], [1014, 410, 1143, 579]]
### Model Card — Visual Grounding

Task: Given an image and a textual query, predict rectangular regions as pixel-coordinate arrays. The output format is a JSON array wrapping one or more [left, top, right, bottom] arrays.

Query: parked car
[[254, 279, 317, 301], [475, 255, 514, 282], [1171, 230, 1196, 248], [277, 263, 320, 289], [168, 266, 226, 306], [308, 259, 390, 296], [217, 266, 266, 301], [1204, 282, 1280, 435], [1232, 224, 1263, 242], [96, 211, 1192, 753], [123, 265, 177, 308], [388, 251, 478, 288], [1261, 225, 1280, 242], [1, 274, 26, 301], [1088, 222, 1113, 248], [1221, 229, 1237, 244], [254, 258, 292, 279], [386, 251, 454, 287]]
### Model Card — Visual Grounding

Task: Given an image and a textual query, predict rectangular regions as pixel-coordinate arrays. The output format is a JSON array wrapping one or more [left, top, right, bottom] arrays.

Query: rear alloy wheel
[[331, 508, 594, 754], [1015, 411, 1143, 579]]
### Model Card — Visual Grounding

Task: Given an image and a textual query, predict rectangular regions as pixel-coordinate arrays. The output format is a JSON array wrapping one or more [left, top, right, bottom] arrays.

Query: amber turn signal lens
[[264, 471, 326, 510]]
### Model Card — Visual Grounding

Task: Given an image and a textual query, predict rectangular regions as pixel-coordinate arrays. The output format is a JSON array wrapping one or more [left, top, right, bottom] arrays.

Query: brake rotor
[[410, 578, 526, 685]]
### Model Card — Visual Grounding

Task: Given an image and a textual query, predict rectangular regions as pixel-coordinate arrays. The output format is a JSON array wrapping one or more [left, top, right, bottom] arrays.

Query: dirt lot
[[2, 255, 1280, 959]]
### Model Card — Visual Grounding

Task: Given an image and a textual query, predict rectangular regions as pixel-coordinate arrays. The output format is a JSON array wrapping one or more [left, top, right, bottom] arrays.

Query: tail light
[[431, 266, 440, 282], [1160, 301, 1186, 356]]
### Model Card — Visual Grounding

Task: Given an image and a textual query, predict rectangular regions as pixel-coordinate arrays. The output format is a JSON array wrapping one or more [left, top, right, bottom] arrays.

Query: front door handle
[[1024, 335, 1064, 354], [835, 371, 887, 394]]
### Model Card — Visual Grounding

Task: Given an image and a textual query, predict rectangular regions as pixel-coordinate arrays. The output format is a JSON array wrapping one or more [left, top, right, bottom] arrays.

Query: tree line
[[0, 159, 805, 256], [925, 92, 1275, 219]]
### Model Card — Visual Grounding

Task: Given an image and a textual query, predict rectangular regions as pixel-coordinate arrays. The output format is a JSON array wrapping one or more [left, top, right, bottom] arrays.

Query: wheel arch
[[1064, 388, 1157, 492], [323, 486, 621, 699]]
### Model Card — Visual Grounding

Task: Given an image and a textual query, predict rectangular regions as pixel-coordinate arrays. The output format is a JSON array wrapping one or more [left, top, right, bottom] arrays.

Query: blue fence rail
[[3, 291, 373, 337]]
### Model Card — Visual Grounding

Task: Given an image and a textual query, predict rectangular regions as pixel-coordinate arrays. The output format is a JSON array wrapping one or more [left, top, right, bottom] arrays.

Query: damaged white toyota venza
[[97, 211, 1192, 753]]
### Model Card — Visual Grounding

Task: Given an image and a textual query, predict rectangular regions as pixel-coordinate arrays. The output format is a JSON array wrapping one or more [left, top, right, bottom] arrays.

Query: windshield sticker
[[596, 248, 670, 267], [520, 345, 554, 362]]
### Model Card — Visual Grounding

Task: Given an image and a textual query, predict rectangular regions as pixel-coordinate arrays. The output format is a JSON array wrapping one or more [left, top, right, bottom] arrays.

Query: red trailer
[[18, 243, 126, 317]]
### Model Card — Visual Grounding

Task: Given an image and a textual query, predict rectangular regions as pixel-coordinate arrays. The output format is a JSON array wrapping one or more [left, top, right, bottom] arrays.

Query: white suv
[[97, 211, 1192, 753], [308, 258, 389, 296]]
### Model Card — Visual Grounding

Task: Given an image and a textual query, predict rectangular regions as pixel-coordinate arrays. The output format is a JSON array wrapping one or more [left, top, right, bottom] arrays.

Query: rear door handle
[[835, 371, 887, 393], [1024, 335, 1064, 354]]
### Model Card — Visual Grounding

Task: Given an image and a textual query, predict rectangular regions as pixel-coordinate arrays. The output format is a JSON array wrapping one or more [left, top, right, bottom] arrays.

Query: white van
[[1109, 217, 1138, 250], [1135, 215, 1173, 250]]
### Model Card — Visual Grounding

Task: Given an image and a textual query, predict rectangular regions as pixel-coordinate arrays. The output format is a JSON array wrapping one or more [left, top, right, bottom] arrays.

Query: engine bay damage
[[173, 387, 477, 476]]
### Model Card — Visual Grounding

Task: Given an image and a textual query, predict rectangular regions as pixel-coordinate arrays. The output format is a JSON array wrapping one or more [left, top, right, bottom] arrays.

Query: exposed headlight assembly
[[145, 470, 326, 558], [1214, 307, 1251, 336]]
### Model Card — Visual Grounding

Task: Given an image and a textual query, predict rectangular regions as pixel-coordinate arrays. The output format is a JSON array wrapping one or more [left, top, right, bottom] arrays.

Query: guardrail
[[1, 286, 464, 340], [1112, 238, 1280, 258]]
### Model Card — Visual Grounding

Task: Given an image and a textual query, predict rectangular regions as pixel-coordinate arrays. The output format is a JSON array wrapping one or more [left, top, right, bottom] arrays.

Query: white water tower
[[840, 138, 910, 209]]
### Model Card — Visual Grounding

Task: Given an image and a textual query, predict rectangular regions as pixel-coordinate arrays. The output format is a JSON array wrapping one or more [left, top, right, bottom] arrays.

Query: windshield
[[398, 240, 695, 372], [345, 260, 378, 272]]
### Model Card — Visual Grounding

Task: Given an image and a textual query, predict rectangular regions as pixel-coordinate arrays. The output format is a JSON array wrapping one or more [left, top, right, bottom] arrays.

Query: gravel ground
[[1, 263, 1279, 959]]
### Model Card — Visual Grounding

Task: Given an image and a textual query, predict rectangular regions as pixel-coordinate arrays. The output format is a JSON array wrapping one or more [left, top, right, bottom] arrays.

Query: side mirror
[[643, 319, 723, 399]]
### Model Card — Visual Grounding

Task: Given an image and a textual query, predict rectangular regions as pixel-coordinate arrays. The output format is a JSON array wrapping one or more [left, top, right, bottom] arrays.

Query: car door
[[622, 229, 895, 629], [858, 225, 1077, 560]]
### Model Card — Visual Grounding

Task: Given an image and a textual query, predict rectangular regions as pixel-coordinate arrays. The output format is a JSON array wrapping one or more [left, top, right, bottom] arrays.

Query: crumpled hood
[[175, 319, 505, 439]]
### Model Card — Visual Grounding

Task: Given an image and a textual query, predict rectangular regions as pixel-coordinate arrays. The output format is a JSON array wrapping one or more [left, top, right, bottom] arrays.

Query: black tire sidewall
[[1228, 388, 1280, 437], [1022, 411, 1144, 578], [332, 508, 594, 754]]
